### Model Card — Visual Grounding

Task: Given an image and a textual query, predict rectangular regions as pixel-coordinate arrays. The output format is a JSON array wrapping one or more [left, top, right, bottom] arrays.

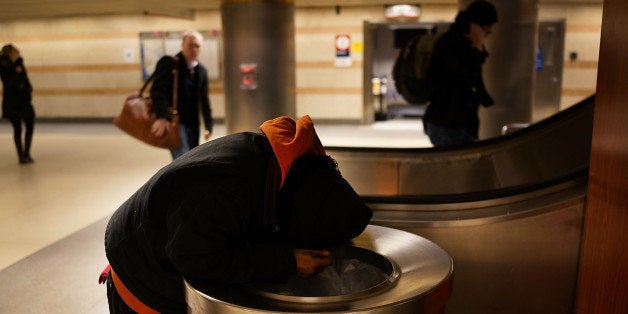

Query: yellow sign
[[351, 41, 364, 53]]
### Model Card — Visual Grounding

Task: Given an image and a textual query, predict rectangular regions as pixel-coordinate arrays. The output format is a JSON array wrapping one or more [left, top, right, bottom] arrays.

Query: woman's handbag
[[114, 59, 180, 149]]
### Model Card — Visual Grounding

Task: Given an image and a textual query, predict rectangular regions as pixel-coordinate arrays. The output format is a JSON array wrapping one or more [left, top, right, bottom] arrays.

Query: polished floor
[[0, 119, 430, 313]]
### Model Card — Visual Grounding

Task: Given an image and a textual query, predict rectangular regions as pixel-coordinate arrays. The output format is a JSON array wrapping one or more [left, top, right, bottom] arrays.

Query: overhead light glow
[[385, 4, 421, 21]]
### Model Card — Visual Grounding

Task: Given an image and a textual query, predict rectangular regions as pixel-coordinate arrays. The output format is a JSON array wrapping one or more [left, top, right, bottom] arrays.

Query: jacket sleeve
[[150, 56, 176, 120], [17, 58, 33, 102], [165, 180, 295, 284], [0, 57, 20, 91], [468, 47, 494, 107], [198, 65, 213, 133]]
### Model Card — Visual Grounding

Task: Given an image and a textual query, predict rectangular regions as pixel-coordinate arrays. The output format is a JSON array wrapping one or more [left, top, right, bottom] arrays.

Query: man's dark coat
[[105, 132, 371, 313]]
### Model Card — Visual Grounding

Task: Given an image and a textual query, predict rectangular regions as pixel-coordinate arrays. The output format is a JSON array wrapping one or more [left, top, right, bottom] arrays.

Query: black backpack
[[392, 32, 440, 105]]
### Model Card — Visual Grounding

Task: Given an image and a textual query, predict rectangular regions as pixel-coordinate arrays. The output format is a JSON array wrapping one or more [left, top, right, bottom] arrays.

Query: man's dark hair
[[283, 155, 340, 190], [454, 0, 498, 33], [277, 155, 371, 249], [466, 0, 498, 26]]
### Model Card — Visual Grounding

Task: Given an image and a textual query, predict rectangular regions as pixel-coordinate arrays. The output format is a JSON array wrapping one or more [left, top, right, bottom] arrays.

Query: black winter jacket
[[423, 23, 494, 138], [0, 56, 35, 120], [105, 132, 372, 313]]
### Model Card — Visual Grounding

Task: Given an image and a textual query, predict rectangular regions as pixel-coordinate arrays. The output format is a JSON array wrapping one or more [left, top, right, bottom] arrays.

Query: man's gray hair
[[182, 30, 203, 43]]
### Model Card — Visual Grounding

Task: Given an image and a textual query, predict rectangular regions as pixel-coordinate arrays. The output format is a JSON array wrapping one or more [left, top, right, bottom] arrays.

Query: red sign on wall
[[240, 63, 258, 90], [335, 34, 352, 67], [335, 34, 351, 57]]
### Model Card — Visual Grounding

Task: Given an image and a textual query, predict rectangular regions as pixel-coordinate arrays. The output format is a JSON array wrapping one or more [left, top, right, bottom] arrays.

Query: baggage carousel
[[325, 95, 595, 313]]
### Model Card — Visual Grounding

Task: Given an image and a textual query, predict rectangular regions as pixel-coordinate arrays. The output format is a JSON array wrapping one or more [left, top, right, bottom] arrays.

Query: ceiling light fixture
[[384, 4, 421, 21]]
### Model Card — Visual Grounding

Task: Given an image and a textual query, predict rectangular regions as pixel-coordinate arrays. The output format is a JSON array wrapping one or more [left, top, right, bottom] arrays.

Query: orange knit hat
[[260, 115, 326, 188]]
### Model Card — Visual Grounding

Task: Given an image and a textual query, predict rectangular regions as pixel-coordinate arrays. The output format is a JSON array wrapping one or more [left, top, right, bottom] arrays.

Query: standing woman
[[1, 44, 36, 164]]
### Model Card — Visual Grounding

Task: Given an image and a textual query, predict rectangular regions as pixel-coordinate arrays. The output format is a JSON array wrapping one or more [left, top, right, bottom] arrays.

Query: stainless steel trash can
[[185, 225, 453, 313]]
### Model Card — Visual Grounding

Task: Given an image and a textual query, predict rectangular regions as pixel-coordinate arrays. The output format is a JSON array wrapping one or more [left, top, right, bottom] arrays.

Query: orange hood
[[259, 115, 326, 188]]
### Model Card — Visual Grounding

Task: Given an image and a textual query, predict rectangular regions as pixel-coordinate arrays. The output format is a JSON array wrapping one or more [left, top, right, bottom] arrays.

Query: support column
[[460, 0, 539, 139], [221, 0, 296, 134], [575, 0, 628, 312]]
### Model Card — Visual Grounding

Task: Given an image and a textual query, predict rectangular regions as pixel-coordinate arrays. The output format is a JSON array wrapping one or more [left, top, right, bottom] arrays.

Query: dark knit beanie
[[465, 0, 498, 26]]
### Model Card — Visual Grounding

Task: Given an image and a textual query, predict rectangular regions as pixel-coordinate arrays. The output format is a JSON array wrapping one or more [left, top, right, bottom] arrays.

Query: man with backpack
[[422, 0, 498, 147]]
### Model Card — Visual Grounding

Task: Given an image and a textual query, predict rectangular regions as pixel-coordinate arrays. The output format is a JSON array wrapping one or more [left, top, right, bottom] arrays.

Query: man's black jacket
[[150, 52, 213, 133], [423, 22, 494, 138], [105, 132, 371, 313]]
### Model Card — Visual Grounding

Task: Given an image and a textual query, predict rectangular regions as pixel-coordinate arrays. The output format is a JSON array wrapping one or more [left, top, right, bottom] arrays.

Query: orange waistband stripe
[[110, 268, 160, 314]]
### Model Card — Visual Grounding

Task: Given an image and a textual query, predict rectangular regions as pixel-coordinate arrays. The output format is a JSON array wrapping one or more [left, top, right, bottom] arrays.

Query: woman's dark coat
[[1, 56, 35, 120]]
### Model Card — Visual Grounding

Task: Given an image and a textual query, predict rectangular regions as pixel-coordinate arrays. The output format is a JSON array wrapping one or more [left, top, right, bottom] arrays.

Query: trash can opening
[[247, 246, 399, 302]]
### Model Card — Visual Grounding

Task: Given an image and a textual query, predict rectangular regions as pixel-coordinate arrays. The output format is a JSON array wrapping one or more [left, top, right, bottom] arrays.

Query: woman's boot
[[15, 139, 28, 164], [23, 133, 34, 163]]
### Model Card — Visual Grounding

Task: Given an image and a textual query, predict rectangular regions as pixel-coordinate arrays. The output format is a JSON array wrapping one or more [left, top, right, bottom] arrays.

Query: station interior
[[0, 0, 626, 313]]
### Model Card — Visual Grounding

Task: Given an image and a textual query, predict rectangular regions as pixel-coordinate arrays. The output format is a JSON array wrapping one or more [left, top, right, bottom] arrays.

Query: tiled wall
[[0, 3, 601, 121]]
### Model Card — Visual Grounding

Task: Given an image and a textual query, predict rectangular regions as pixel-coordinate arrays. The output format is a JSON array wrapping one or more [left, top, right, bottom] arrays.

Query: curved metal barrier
[[327, 95, 594, 197], [324, 95, 595, 313]]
